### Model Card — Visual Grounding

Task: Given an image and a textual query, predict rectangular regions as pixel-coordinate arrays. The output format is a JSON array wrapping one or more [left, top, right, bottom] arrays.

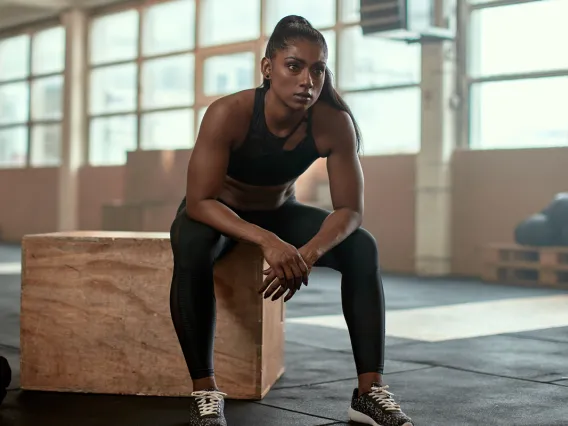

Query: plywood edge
[[21, 231, 170, 241]]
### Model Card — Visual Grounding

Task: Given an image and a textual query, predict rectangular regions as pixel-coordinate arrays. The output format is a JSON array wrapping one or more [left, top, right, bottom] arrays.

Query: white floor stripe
[[0, 262, 21, 275], [287, 295, 568, 342]]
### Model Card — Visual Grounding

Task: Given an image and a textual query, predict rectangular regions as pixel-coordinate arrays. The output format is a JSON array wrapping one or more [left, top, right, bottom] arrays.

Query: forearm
[[186, 199, 275, 247], [305, 208, 362, 258]]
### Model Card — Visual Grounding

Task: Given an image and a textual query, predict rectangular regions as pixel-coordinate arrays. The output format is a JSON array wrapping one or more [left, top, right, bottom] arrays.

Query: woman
[[169, 15, 414, 426]]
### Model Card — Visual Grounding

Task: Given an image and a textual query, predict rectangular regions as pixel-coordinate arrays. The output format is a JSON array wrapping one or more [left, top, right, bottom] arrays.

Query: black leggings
[[169, 196, 386, 380]]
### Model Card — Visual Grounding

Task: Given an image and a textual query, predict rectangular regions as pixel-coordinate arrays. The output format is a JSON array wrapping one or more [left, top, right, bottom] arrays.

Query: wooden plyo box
[[20, 231, 285, 399]]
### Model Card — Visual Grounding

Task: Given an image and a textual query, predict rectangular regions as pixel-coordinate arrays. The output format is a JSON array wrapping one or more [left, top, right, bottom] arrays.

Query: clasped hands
[[258, 237, 320, 303]]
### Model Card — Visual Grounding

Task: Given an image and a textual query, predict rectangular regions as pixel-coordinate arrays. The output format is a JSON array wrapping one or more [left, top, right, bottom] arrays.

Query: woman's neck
[[264, 88, 306, 135]]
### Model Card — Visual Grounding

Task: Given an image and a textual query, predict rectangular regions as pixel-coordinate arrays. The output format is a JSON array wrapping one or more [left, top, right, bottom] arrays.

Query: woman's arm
[[185, 95, 309, 287], [184, 96, 273, 246], [301, 108, 364, 264]]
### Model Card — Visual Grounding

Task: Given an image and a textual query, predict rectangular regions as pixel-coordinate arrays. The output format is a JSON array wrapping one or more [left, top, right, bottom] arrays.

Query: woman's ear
[[261, 57, 272, 79]]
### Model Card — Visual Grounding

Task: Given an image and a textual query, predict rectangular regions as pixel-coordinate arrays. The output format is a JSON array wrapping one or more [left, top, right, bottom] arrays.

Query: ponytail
[[318, 68, 363, 154]]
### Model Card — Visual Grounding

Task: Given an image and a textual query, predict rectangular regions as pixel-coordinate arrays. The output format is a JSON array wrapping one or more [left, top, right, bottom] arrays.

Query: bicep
[[325, 113, 364, 214], [186, 102, 234, 204]]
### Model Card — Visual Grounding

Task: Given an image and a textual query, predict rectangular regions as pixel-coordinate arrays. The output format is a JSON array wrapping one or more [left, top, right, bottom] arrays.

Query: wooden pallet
[[482, 244, 568, 287]]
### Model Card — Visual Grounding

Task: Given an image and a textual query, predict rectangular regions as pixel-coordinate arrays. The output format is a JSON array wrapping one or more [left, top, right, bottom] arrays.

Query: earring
[[265, 73, 270, 79]]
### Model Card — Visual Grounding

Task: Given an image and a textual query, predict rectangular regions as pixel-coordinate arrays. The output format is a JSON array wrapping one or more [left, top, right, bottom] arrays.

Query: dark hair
[[263, 15, 363, 154]]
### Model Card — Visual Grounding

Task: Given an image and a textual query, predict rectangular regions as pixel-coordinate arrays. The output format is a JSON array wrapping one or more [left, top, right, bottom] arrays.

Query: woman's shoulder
[[311, 101, 353, 134], [208, 89, 257, 119]]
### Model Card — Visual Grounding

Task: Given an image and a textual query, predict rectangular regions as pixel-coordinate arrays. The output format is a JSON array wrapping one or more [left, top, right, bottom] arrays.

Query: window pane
[[341, 0, 360, 23], [470, 1, 568, 77], [0, 83, 29, 124], [470, 77, 568, 150], [90, 64, 137, 114], [32, 76, 64, 121], [0, 126, 28, 168], [200, 0, 260, 46], [141, 109, 194, 150], [0, 35, 30, 81], [142, 55, 194, 109], [143, 0, 195, 55], [339, 26, 420, 90], [31, 124, 61, 167], [89, 115, 137, 166], [90, 10, 139, 65], [265, 0, 335, 33], [321, 30, 336, 78], [203, 52, 255, 96], [344, 88, 421, 155], [32, 26, 66, 75]]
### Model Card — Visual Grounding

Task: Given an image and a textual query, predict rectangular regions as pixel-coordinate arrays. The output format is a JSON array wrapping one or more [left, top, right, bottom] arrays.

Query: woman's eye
[[288, 64, 299, 71]]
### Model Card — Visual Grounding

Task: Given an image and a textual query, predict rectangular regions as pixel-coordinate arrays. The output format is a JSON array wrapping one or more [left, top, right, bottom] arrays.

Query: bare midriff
[[218, 175, 296, 211]]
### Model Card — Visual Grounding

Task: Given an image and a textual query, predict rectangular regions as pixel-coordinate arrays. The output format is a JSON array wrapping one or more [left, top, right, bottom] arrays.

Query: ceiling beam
[[0, 0, 71, 9]]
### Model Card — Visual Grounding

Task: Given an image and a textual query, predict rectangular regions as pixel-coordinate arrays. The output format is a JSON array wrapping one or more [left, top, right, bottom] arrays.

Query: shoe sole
[[348, 407, 413, 426]]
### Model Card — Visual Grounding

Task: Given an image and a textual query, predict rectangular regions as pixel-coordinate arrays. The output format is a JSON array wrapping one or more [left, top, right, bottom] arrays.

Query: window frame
[[462, 0, 568, 149], [83, 0, 426, 164]]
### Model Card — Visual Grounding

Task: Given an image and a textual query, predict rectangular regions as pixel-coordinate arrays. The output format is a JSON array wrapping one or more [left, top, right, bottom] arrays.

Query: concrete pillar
[[415, 0, 457, 276], [58, 9, 87, 231]]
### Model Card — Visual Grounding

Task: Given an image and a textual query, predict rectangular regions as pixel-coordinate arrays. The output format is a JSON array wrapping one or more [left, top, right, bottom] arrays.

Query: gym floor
[[1, 242, 567, 425]]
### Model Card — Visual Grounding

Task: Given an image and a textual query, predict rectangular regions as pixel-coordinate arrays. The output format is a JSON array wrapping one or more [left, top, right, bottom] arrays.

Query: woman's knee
[[336, 228, 379, 272], [170, 213, 221, 269]]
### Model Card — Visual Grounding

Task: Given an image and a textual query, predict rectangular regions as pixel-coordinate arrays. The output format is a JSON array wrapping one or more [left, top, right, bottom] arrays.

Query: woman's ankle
[[192, 376, 218, 392]]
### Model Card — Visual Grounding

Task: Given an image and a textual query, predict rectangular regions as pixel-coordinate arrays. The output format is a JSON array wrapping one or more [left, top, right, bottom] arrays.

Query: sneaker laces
[[368, 384, 402, 412], [191, 390, 227, 416]]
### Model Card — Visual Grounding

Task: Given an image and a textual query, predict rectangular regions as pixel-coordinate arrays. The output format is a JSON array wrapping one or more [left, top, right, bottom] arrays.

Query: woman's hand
[[259, 243, 322, 302]]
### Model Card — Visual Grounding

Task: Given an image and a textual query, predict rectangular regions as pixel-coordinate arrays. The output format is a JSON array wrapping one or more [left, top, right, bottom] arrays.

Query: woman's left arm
[[301, 109, 364, 265]]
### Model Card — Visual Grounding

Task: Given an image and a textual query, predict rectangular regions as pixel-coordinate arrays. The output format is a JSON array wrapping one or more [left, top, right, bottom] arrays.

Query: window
[[32, 27, 65, 74], [89, 5, 200, 165], [0, 83, 29, 124], [32, 76, 64, 121], [142, 55, 195, 109], [143, 0, 195, 55], [470, 77, 568, 150], [199, 0, 260, 46], [0, 127, 28, 168], [89, 10, 140, 165], [89, 64, 138, 115], [0, 26, 65, 168], [0, 35, 29, 81], [341, 0, 360, 23], [339, 26, 421, 90], [265, 0, 335, 33], [203, 52, 256, 97], [141, 109, 194, 150], [469, 0, 568, 77], [89, 115, 137, 166], [31, 125, 61, 167], [90, 10, 139, 65], [344, 87, 421, 155]]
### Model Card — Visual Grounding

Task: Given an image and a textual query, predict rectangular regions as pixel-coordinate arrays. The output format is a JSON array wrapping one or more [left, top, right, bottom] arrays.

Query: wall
[[0, 152, 417, 274], [0, 168, 58, 241], [451, 147, 568, 276], [5, 147, 565, 278]]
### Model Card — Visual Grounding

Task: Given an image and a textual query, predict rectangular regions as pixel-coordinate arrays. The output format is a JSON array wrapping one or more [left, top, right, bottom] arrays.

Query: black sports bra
[[226, 87, 322, 186]]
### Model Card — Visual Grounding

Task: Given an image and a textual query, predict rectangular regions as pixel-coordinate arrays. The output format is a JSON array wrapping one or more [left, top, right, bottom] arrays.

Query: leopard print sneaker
[[188, 388, 228, 426], [348, 383, 413, 426]]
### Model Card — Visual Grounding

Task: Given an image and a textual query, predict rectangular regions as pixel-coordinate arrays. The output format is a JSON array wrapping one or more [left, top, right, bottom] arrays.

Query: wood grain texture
[[20, 231, 284, 399]]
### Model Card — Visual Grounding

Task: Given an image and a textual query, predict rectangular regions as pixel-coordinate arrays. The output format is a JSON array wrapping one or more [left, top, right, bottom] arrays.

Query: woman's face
[[263, 39, 327, 111]]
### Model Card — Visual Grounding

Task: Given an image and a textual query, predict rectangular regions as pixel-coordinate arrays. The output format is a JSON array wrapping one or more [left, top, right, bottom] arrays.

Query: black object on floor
[[0, 355, 11, 405]]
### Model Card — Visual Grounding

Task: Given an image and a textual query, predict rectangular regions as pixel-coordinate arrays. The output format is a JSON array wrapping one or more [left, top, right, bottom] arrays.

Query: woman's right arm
[[184, 97, 309, 289], [184, 97, 271, 246]]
